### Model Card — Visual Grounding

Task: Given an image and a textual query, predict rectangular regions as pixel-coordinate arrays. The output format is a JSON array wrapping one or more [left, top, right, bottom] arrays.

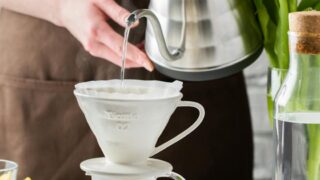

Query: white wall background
[[244, 52, 273, 180]]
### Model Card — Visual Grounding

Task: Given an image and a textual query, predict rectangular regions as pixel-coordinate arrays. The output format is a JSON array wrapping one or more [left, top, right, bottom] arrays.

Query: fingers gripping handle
[[151, 101, 205, 156]]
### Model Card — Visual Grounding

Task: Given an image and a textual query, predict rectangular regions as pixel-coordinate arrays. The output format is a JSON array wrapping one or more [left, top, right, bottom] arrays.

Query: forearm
[[0, 0, 61, 26]]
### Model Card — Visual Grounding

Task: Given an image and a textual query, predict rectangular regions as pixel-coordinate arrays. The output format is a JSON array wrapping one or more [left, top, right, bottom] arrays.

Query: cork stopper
[[289, 11, 320, 54], [289, 11, 320, 34]]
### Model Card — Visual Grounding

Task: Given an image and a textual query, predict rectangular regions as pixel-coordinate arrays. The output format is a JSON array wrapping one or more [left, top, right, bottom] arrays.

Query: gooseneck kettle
[[128, 0, 262, 81]]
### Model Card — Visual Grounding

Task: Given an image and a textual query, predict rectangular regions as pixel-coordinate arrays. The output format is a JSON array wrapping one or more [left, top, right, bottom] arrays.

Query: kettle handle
[[127, 6, 186, 61]]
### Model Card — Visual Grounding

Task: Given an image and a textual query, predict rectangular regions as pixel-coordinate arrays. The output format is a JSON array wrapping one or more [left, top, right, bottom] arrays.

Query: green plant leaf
[[315, 2, 320, 10], [288, 0, 298, 12], [262, 0, 279, 24], [274, 0, 289, 69], [253, 0, 278, 67], [298, 0, 319, 10]]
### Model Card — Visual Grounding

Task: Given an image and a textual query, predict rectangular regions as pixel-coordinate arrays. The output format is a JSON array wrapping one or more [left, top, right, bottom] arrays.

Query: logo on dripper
[[104, 110, 138, 130]]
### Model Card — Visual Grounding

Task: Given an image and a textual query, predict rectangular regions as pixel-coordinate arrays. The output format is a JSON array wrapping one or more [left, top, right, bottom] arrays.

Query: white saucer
[[80, 158, 173, 178]]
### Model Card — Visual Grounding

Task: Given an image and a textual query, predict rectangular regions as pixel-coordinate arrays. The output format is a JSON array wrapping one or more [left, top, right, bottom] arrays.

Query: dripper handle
[[160, 172, 185, 180], [151, 101, 205, 156]]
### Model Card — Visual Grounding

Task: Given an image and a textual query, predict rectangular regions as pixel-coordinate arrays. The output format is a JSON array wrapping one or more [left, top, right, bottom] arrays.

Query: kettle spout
[[127, 9, 185, 61]]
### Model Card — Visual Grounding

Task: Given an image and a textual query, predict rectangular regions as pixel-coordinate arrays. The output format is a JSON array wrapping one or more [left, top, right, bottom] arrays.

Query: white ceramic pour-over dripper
[[74, 80, 205, 164]]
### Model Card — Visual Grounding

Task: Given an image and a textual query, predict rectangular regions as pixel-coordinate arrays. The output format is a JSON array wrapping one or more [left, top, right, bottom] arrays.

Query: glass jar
[[0, 160, 18, 180], [274, 32, 320, 179]]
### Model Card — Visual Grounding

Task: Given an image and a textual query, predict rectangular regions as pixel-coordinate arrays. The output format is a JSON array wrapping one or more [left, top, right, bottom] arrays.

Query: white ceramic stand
[[80, 158, 185, 180]]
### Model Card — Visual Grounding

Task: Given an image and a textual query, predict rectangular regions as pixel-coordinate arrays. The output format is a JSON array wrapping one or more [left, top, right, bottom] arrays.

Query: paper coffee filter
[[75, 80, 183, 100]]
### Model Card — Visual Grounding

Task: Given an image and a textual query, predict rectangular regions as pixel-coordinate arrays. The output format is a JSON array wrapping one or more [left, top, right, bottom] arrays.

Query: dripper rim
[[74, 80, 183, 101], [74, 90, 183, 102]]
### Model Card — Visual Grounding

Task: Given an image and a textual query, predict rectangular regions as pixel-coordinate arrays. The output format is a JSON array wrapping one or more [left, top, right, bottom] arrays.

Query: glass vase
[[267, 67, 288, 127]]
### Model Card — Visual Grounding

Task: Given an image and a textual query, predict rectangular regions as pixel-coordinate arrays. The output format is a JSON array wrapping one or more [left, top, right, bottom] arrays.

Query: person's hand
[[58, 0, 154, 71]]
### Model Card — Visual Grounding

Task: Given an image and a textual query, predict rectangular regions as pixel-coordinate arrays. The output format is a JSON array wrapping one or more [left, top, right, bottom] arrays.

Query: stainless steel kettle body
[[130, 0, 263, 81]]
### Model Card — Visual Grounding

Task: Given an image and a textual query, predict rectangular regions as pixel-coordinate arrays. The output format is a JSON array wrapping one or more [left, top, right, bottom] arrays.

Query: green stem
[[307, 56, 320, 180], [275, 0, 290, 69], [307, 125, 320, 180]]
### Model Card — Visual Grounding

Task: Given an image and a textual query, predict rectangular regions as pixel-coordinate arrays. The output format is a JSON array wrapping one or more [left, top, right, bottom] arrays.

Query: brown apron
[[0, 1, 253, 179]]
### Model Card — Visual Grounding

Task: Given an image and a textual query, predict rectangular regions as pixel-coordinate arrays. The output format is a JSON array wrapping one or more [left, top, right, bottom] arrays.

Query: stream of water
[[120, 24, 132, 86]]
